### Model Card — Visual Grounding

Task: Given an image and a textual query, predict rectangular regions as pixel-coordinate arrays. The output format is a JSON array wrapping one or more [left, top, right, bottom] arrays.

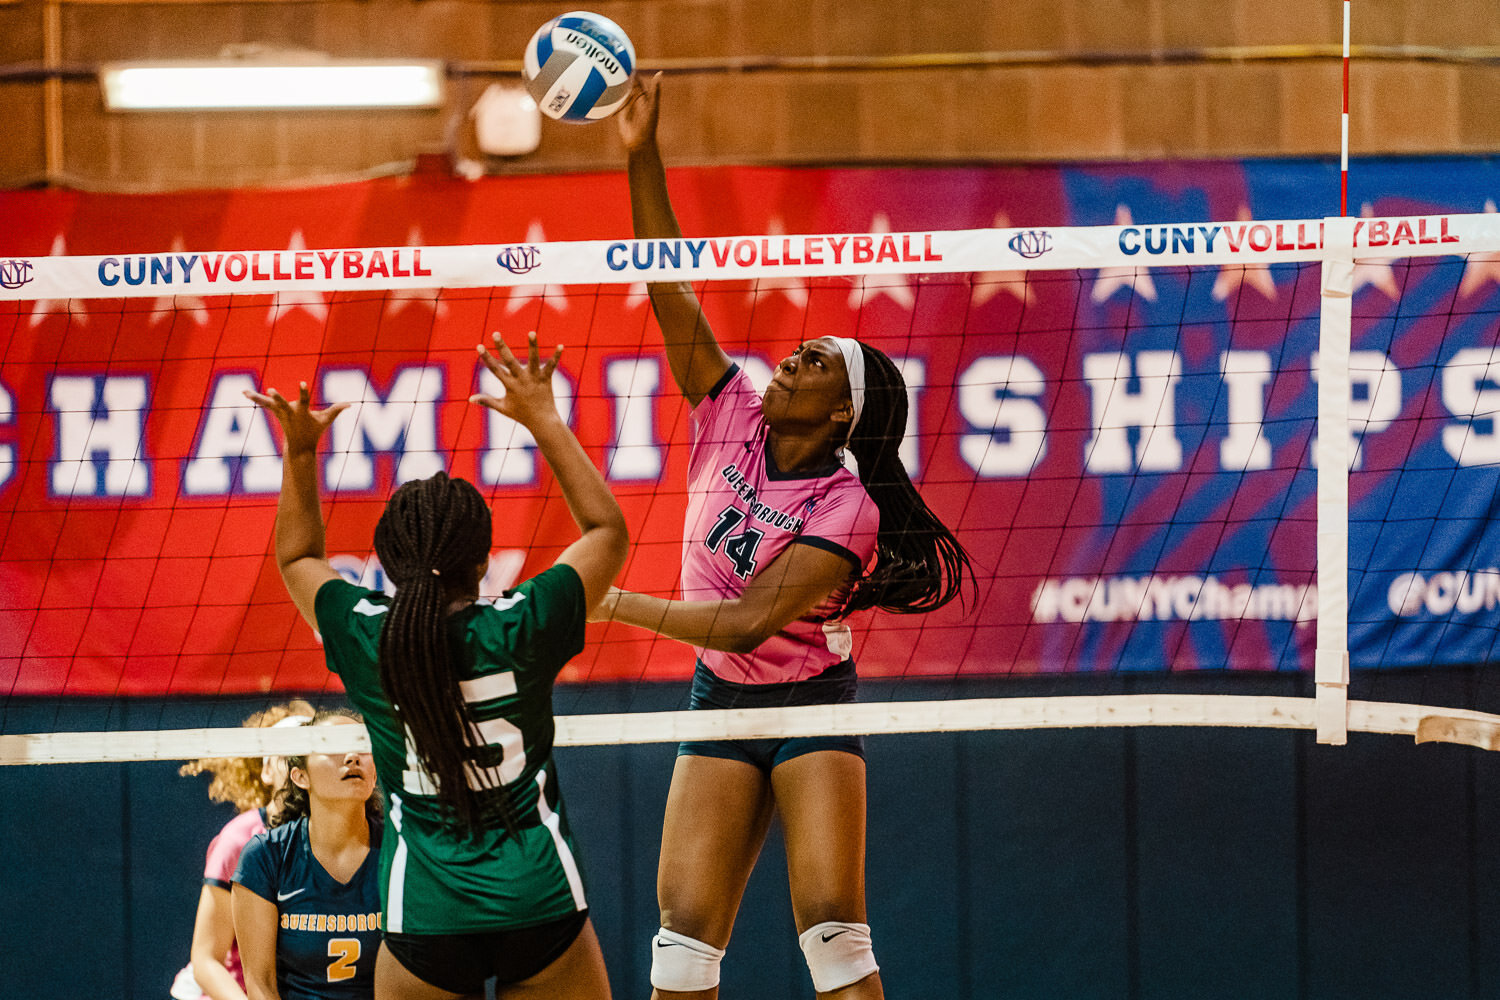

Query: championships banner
[[3, 158, 1500, 694]]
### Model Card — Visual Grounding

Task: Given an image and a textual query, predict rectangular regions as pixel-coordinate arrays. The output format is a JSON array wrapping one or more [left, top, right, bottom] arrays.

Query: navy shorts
[[384, 909, 589, 994], [678, 659, 864, 773]]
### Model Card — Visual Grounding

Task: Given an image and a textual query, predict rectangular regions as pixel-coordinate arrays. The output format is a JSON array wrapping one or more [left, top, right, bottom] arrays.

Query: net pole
[[1318, 0, 1354, 743], [1316, 216, 1356, 745]]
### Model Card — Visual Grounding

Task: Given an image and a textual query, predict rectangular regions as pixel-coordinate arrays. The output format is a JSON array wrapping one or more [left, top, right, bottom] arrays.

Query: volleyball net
[[6, 210, 1500, 763]]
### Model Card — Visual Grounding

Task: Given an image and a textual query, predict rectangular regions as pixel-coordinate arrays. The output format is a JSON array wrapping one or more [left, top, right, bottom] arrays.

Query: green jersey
[[313, 564, 589, 935]]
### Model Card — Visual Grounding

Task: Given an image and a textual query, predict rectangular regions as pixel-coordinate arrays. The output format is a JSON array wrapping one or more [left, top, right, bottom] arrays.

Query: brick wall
[[1, 0, 1499, 190]]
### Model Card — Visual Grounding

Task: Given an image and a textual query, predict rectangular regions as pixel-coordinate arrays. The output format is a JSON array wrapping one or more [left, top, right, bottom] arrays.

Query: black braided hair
[[373, 471, 504, 834], [841, 342, 973, 616], [271, 708, 383, 831]]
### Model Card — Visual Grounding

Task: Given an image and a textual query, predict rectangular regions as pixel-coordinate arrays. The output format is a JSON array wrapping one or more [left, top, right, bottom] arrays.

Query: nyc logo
[[496, 245, 542, 274], [1007, 230, 1053, 259], [0, 259, 35, 289]]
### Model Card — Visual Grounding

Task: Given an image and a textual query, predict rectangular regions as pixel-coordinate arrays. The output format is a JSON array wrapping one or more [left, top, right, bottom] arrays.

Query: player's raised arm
[[619, 73, 731, 406], [472, 332, 628, 611], [244, 382, 348, 630]]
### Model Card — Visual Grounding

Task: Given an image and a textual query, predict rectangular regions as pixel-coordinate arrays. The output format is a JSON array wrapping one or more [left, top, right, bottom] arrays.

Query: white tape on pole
[[1315, 216, 1356, 746]]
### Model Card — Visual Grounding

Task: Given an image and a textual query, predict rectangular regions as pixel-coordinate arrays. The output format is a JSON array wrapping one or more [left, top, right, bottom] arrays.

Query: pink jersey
[[201, 807, 266, 986], [683, 365, 879, 684]]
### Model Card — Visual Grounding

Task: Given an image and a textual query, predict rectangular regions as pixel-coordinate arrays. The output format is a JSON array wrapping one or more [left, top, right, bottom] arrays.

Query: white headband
[[271, 714, 312, 729], [828, 336, 866, 444]]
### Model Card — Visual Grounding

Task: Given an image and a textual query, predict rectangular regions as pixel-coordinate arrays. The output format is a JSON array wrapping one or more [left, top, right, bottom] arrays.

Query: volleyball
[[522, 11, 636, 123]]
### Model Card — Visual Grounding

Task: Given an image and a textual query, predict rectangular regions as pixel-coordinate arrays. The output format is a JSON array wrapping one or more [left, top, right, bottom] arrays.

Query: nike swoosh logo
[[277, 888, 307, 901], [654, 940, 677, 948], [820, 930, 849, 943]]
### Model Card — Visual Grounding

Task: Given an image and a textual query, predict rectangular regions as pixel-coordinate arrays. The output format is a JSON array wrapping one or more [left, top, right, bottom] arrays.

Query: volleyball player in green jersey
[[246, 331, 628, 1000]]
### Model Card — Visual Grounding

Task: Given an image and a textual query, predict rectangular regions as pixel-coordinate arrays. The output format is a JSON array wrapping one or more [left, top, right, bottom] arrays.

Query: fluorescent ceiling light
[[100, 60, 445, 110]]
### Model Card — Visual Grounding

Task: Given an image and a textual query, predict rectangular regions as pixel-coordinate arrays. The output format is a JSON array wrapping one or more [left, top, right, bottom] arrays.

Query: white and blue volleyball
[[522, 11, 636, 122]]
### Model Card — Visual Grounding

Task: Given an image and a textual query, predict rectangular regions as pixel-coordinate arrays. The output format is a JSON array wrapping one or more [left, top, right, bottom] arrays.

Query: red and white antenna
[[1341, 0, 1351, 215]]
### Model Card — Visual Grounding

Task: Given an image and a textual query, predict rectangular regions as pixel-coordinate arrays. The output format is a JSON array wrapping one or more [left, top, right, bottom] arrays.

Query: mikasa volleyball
[[522, 11, 636, 122]]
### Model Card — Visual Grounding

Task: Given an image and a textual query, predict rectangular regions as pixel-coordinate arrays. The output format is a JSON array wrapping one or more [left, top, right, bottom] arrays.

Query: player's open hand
[[471, 331, 565, 431], [616, 72, 661, 154], [244, 382, 349, 456]]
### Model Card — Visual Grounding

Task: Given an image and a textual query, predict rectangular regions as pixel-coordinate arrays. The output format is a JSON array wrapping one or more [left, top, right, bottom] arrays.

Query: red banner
[[2, 168, 1049, 694]]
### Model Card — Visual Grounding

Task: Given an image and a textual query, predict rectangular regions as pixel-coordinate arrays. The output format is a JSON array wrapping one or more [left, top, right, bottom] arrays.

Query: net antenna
[[1341, 0, 1351, 218], [6, 210, 1500, 764], [1318, 0, 1351, 743], [1322, 0, 1353, 740]]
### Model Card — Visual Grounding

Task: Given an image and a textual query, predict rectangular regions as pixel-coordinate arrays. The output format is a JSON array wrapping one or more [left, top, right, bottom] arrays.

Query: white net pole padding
[[8, 697, 1500, 765], [1316, 216, 1356, 746]]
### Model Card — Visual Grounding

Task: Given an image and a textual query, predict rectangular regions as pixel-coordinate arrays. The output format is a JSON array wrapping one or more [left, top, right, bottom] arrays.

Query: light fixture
[[99, 57, 446, 111], [470, 84, 541, 157]]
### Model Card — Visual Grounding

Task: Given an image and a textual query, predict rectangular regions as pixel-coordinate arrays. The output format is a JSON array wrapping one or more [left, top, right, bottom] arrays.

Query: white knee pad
[[650, 927, 727, 992], [798, 921, 879, 993]]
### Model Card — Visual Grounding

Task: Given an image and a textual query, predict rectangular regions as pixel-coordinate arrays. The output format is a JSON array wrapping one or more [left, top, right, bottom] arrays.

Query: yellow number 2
[[327, 938, 361, 982]]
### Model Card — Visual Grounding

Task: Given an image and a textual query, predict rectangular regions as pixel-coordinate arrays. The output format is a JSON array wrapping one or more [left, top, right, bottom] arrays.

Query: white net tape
[[3, 214, 1497, 304], [6, 697, 1500, 764]]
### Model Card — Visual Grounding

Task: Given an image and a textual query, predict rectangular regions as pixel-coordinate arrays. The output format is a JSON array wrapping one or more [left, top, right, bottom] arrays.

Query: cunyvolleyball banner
[[5, 214, 1500, 303], [4, 158, 1500, 695]]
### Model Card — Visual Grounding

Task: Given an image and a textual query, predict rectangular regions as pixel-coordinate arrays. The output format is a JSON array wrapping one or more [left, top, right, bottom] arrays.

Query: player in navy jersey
[[233, 710, 382, 1000], [246, 331, 627, 999], [604, 77, 973, 1000]]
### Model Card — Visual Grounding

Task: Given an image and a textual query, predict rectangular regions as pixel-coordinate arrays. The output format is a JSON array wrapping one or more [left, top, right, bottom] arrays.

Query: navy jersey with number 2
[[234, 817, 382, 1000]]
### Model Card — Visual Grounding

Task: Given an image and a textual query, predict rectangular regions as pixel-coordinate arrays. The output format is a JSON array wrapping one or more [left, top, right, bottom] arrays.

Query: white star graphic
[[1092, 205, 1157, 304], [30, 234, 89, 328], [505, 221, 570, 315], [622, 281, 652, 310], [748, 218, 809, 309], [1212, 206, 1278, 303], [268, 230, 329, 324], [971, 211, 1034, 307], [384, 226, 449, 320], [1458, 199, 1500, 299], [1351, 203, 1400, 300], [847, 213, 914, 310], [151, 236, 209, 326]]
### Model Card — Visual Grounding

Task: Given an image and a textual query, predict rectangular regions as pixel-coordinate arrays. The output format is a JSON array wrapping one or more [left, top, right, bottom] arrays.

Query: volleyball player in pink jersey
[[173, 703, 314, 1000], [603, 77, 971, 1000]]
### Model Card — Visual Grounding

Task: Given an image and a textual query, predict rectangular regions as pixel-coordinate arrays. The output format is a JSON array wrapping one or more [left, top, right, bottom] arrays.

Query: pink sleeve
[[689, 367, 761, 480], [800, 480, 879, 568], [202, 810, 262, 889]]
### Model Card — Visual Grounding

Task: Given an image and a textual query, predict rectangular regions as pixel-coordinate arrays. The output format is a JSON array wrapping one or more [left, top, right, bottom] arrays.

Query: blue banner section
[[1043, 157, 1500, 670]]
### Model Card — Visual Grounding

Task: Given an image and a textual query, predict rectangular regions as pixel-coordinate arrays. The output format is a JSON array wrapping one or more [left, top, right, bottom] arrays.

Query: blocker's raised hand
[[244, 381, 349, 455], [471, 330, 566, 430]]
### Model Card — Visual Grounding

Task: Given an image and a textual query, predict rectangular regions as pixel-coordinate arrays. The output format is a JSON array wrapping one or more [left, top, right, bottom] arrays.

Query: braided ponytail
[[373, 472, 501, 832], [842, 343, 973, 615]]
